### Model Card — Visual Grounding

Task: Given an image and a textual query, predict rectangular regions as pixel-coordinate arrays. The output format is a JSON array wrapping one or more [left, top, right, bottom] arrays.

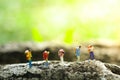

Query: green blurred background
[[0, 0, 120, 45]]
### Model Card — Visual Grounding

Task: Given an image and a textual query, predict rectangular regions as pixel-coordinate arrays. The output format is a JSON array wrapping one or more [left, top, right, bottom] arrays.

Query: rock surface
[[0, 60, 120, 80]]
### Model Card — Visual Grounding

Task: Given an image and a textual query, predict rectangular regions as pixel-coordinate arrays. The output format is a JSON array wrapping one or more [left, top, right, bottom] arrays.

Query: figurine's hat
[[59, 49, 64, 53]]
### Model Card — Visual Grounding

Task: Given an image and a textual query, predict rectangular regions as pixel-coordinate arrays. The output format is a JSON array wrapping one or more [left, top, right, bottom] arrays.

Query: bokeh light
[[0, 0, 120, 44]]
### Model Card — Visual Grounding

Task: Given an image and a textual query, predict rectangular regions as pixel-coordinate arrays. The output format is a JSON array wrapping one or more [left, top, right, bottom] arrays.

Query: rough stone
[[0, 60, 120, 80]]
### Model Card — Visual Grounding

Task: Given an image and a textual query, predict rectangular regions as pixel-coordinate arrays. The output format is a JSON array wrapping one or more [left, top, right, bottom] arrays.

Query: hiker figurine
[[88, 45, 95, 60], [75, 45, 81, 62], [25, 49, 32, 68], [58, 49, 65, 64], [43, 50, 50, 67]]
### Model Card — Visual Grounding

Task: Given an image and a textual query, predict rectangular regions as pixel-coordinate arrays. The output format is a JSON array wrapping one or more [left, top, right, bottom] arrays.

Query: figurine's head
[[88, 45, 92, 48], [44, 50, 47, 53], [79, 46, 81, 48], [59, 49, 64, 53], [44, 50, 49, 54], [25, 47, 31, 51]]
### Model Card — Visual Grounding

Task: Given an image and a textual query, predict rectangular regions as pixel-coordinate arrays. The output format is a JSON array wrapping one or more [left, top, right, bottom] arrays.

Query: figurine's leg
[[60, 57, 62, 62], [60, 56, 64, 63], [45, 61, 48, 67], [92, 53, 95, 60], [89, 53, 91, 60], [29, 60, 32, 68], [90, 52, 94, 60], [77, 56, 80, 62]]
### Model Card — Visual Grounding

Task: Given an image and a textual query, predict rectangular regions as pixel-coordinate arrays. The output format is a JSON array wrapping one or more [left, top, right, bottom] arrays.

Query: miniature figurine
[[25, 49, 32, 68], [75, 46, 81, 62], [58, 49, 65, 64], [88, 45, 95, 60], [43, 50, 50, 67]]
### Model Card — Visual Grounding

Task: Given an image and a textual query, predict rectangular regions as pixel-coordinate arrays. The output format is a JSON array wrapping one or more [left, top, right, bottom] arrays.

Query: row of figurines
[[24, 45, 95, 68]]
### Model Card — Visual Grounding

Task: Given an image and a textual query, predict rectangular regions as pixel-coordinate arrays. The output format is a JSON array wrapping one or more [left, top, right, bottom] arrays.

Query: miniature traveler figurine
[[25, 49, 32, 68], [58, 49, 65, 64], [88, 45, 95, 60], [43, 50, 50, 67], [75, 46, 81, 62]]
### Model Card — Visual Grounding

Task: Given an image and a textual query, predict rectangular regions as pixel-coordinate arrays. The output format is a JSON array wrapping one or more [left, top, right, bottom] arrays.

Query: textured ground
[[0, 60, 120, 80]]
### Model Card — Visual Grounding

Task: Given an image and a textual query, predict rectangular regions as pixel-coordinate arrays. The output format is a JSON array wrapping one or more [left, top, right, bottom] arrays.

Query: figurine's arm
[[30, 52, 32, 57], [47, 51, 50, 54], [91, 47, 94, 52]]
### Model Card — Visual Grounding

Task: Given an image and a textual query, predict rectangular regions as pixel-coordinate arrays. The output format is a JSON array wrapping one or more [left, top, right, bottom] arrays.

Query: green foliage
[[0, 0, 119, 44], [32, 28, 43, 42], [64, 28, 74, 43]]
